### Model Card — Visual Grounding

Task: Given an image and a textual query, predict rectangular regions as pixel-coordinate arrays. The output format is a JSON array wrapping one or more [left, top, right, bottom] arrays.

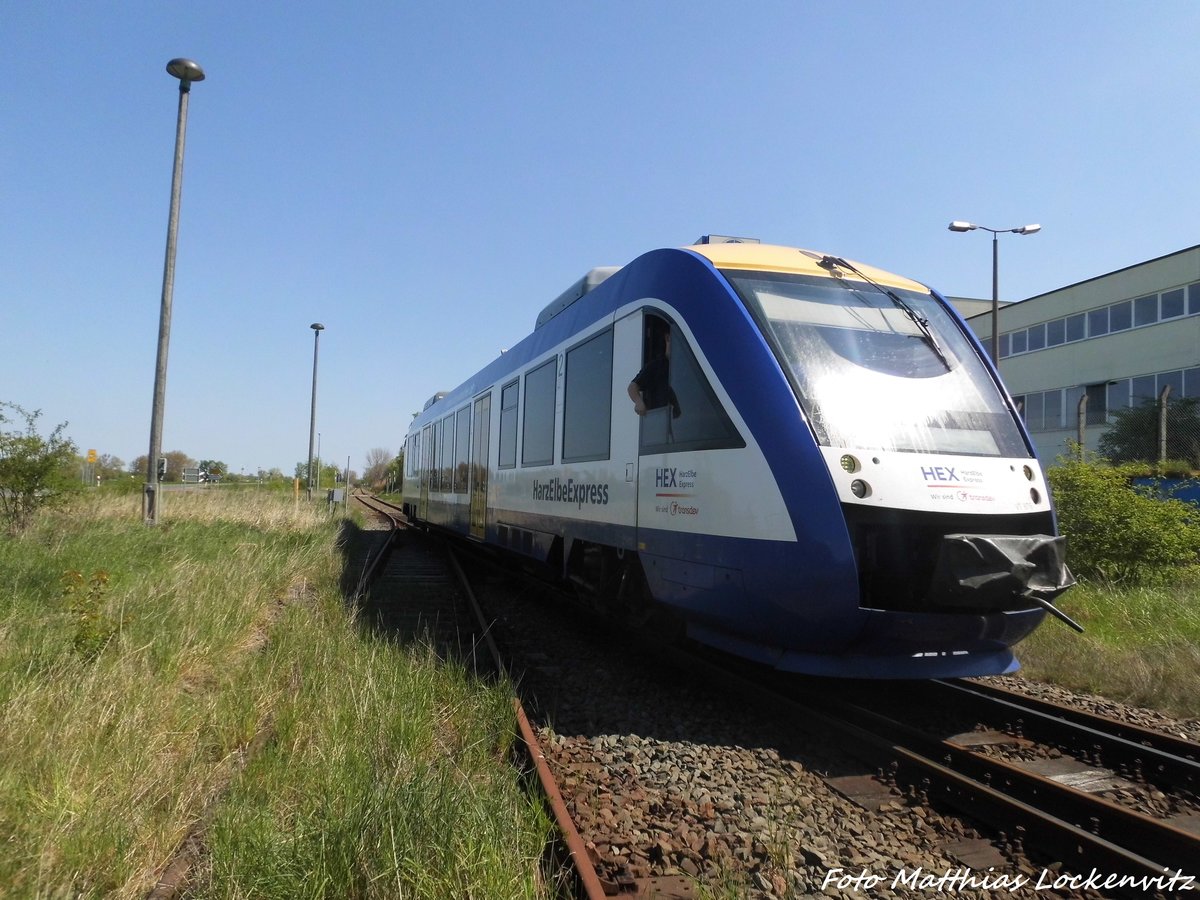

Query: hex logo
[[921, 466, 959, 482]]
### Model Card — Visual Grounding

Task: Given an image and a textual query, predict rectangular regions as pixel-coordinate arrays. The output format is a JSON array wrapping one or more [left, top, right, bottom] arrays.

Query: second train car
[[401, 237, 1074, 678]]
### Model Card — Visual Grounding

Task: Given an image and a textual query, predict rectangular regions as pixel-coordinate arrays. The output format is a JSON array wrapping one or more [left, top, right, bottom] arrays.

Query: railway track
[[354, 493, 1200, 898], [351, 494, 609, 898], [777, 676, 1200, 894]]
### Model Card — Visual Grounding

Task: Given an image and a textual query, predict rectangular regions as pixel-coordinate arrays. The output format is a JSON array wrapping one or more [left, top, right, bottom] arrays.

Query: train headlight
[[1030, 488, 1041, 504], [840, 454, 860, 473], [850, 479, 871, 498], [1023, 465, 1034, 481]]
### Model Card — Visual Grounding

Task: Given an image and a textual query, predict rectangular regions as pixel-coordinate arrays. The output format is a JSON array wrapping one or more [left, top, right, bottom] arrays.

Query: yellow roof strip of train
[[687, 241, 928, 293]]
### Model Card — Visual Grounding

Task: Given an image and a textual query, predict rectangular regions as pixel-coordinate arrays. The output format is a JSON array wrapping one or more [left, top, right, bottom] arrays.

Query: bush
[[1048, 451, 1200, 584], [0, 402, 79, 532]]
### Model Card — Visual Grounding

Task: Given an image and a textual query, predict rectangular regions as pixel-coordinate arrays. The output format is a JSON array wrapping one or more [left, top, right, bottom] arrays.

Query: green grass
[[0, 490, 553, 899], [1015, 576, 1200, 717]]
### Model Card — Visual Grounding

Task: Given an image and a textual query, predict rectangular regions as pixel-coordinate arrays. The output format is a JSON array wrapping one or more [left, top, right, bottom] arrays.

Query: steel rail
[[670, 646, 1194, 894], [819, 698, 1200, 878], [945, 678, 1200, 765], [443, 546, 609, 900]]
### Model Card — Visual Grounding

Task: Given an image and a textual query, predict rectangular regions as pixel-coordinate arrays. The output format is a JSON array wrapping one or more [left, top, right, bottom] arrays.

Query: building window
[[1161, 288, 1185, 320], [1107, 379, 1131, 411], [998, 333, 1011, 358], [1087, 307, 1109, 337], [562, 328, 613, 462], [1046, 318, 1065, 347], [1132, 375, 1157, 405], [1158, 371, 1185, 400], [1011, 330, 1028, 354], [498, 380, 518, 469], [1133, 294, 1157, 327], [1042, 389, 1063, 430], [1186, 367, 1200, 399], [1025, 392, 1044, 430], [521, 358, 557, 466], [1026, 323, 1046, 352], [1065, 313, 1086, 342], [1109, 300, 1132, 332], [1085, 384, 1107, 426], [1189, 284, 1200, 316]]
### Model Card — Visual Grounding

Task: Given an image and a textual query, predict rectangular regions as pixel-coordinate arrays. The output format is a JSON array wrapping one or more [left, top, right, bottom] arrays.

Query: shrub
[[0, 402, 79, 531], [1048, 451, 1200, 584]]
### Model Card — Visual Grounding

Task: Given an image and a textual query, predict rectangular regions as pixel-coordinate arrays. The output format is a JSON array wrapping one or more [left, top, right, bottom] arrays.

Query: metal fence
[[1079, 386, 1200, 467]]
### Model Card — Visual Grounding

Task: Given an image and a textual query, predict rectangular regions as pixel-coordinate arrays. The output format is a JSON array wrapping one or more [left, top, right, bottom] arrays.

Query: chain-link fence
[[1080, 387, 1200, 467]]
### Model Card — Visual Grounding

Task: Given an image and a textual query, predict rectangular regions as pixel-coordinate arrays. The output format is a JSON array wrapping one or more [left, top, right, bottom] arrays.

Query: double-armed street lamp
[[145, 58, 205, 525], [306, 323, 325, 500], [948, 220, 1041, 364]]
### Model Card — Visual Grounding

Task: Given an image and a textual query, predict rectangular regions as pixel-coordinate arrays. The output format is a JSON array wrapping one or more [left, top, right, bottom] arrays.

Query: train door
[[469, 392, 490, 539], [418, 423, 432, 519], [612, 311, 645, 534]]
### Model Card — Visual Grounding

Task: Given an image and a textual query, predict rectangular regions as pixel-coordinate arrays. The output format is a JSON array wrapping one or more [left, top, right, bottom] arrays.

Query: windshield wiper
[[817, 255, 951, 370]]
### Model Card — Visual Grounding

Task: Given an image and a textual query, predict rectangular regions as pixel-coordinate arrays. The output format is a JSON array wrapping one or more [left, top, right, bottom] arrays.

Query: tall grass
[[0, 491, 552, 898], [1016, 577, 1200, 718]]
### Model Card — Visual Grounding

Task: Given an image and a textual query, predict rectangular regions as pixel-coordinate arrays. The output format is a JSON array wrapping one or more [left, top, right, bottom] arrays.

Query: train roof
[[687, 240, 929, 294], [535, 266, 623, 330], [534, 239, 929, 332]]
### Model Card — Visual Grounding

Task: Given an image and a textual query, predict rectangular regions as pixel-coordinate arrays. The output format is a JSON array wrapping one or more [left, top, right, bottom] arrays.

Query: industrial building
[[963, 244, 1200, 464]]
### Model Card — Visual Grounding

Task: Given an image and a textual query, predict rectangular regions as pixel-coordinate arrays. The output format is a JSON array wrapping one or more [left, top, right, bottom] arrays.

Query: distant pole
[[145, 58, 205, 525], [306, 323, 325, 499]]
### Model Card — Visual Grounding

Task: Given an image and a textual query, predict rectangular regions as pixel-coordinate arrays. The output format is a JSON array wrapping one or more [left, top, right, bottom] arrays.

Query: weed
[[61, 569, 124, 661]]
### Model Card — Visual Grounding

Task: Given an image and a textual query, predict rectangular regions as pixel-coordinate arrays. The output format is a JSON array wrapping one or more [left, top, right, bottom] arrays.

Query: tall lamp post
[[145, 58, 205, 525], [306, 323, 325, 499], [948, 221, 1041, 364]]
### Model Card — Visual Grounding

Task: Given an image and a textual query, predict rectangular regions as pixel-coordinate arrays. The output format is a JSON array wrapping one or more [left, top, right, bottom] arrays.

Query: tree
[[362, 447, 393, 488], [1098, 397, 1200, 467], [129, 451, 196, 482], [95, 453, 126, 481], [0, 402, 79, 531]]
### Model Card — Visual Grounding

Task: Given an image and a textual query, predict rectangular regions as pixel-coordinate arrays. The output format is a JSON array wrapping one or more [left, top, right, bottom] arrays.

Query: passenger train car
[[401, 237, 1074, 678]]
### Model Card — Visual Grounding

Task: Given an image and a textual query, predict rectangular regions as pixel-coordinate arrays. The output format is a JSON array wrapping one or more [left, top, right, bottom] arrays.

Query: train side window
[[440, 413, 455, 489], [454, 405, 471, 493], [498, 379, 519, 469], [428, 422, 439, 490], [563, 328, 613, 462], [634, 314, 743, 454], [522, 358, 557, 466]]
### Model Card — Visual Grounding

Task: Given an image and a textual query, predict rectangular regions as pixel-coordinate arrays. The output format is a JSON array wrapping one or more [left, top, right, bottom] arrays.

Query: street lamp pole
[[948, 220, 1041, 364], [145, 58, 205, 525], [306, 323, 325, 500]]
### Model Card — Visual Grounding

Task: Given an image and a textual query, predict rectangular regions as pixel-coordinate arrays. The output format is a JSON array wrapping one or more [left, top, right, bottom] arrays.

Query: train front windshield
[[725, 270, 1030, 458]]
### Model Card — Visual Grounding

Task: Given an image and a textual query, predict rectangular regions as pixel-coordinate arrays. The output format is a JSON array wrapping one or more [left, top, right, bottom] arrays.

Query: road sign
[[86, 449, 97, 463]]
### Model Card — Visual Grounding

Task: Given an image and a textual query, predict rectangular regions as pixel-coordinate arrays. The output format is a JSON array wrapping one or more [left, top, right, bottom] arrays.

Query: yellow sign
[[86, 449, 97, 463]]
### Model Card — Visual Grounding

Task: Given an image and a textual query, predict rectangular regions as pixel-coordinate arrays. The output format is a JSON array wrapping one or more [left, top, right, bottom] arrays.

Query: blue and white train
[[401, 237, 1074, 678]]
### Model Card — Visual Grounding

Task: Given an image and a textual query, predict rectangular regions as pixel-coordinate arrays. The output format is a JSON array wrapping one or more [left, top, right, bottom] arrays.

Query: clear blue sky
[[5, 2, 1199, 478]]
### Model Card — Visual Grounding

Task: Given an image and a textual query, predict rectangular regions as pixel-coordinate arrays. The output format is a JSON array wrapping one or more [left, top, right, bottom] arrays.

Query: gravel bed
[[475, 575, 1119, 900], [976, 674, 1200, 743]]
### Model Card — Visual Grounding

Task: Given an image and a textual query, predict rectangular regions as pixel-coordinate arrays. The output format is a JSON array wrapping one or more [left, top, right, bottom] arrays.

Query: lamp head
[[1014, 224, 1042, 235], [948, 221, 977, 232], [310, 323, 325, 332], [166, 58, 205, 83]]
